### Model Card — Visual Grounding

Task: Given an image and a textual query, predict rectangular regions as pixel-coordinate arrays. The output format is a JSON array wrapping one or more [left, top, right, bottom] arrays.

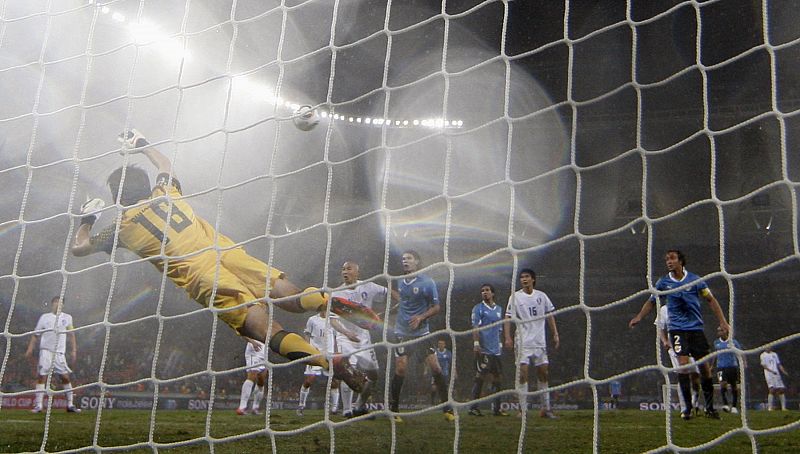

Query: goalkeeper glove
[[79, 198, 105, 226], [117, 128, 149, 153]]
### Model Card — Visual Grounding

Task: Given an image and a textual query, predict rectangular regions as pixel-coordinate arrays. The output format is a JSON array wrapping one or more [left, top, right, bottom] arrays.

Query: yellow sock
[[268, 331, 328, 368], [299, 287, 328, 311]]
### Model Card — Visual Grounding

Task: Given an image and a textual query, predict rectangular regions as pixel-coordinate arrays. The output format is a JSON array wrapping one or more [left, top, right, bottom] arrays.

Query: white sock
[[516, 383, 527, 410], [330, 388, 340, 412], [340, 384, 353, 414], [538, 380, 550, 411], [299, 386, 310, 408], [239, 380, 254, 410], [63, 383, 74, 407], [251, 386, 264, 411], [767, 394, 774, 410], [779, 394, 786, 410], [35, 383, 45, 407]]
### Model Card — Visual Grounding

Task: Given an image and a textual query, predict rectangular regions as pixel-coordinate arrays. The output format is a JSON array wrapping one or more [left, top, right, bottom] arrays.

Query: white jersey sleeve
[[505, 295, 516, 318], [543, 292, 555, 314]]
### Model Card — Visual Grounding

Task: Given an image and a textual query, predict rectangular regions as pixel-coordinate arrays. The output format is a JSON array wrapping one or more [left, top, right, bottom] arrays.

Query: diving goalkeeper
[[70, 130, 364, 391]]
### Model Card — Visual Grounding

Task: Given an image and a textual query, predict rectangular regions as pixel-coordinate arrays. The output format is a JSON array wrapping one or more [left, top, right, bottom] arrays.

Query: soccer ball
[[293, 105, 320, 131]]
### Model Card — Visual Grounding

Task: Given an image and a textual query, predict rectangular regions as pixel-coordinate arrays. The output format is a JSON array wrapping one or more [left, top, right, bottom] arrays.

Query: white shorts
[[764, 370, 785, 390], [38, 350, 71, 376], [668, 348, 700, 374], [339, 338, 379, 371], [245, 351, 266, 373], [516, 344, 548, 367]]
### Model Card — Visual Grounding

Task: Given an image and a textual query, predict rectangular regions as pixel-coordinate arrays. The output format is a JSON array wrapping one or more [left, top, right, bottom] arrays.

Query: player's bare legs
[[268, 278, 326, 313], [241, 304, 364, 393]]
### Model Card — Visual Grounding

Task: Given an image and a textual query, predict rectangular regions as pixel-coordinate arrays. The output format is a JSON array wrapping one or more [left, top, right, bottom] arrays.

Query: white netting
[[1, 0, 799, 452]]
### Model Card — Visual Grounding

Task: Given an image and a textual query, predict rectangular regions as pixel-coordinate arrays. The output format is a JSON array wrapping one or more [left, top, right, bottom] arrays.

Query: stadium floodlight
[[320, 111, 328, 118], [101, 6, 110, 14], [365, 118, 371, 124], [112, 12, 125, 22]]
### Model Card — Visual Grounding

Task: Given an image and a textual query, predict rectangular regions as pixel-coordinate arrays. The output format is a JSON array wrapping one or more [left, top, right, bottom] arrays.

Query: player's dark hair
[[666, 249, 686, 266], [480, 283, 496, 294], [108, 165, 152, 206], [519, 268, 536, 279], [403, 250, 422, 263]]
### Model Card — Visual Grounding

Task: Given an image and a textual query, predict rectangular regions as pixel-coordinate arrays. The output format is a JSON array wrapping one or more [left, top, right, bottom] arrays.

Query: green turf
[[1, 409, 798, 453]]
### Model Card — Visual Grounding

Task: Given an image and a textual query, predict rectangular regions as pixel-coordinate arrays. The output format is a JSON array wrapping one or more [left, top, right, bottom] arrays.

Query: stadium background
[[0, 0, 798, 417]]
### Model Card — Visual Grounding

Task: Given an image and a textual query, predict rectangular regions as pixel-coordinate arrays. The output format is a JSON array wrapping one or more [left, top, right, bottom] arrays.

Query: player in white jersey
[[503, 269, 560, 419], [24, 297, 81, 413], [655, 304, 701, 413], [236, 338, 269, 415], [760, 348, 789, 411], [296, 305, 344, 415], [331, 260, 390, 417]]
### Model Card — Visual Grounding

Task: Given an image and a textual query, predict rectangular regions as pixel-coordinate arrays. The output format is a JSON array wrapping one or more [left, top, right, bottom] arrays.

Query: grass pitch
[[2, 409, 799, 453]]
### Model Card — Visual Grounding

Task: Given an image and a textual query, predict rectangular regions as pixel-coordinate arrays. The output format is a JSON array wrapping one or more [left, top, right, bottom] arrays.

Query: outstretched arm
[[71, 223, 95, 257], [68, 331, 77, 365], [329, 317, 359, 342], [71, 198, 107, 257], [25, 334, 38, 359], [547, 314, 560, 350], [409, 304, 440, 331], [702, 290, 730, 336], [142, 147, 172, 175], [629, 299, 655, 328], [120, 130, 172, 175], [657, 327, 671, 350], [245, 337, 263, 351], [503, 317, 514, 349]]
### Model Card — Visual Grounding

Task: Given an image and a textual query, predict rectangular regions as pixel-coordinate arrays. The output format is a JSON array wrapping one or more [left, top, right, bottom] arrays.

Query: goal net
[[1, 0, 798, 452]]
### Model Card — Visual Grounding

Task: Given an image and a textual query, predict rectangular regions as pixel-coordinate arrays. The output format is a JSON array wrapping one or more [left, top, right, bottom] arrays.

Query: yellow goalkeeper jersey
[[90, 173, 282, 332]]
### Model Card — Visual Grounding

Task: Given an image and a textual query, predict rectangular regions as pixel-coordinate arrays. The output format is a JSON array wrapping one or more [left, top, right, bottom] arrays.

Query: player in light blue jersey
[[389, 250, 454, 422], [713, 326, 743, 413], [431, 340, 453, 404], [609, 380, 622, 409], [630, 249, 731, 420], [469, 284, 507, 416]]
